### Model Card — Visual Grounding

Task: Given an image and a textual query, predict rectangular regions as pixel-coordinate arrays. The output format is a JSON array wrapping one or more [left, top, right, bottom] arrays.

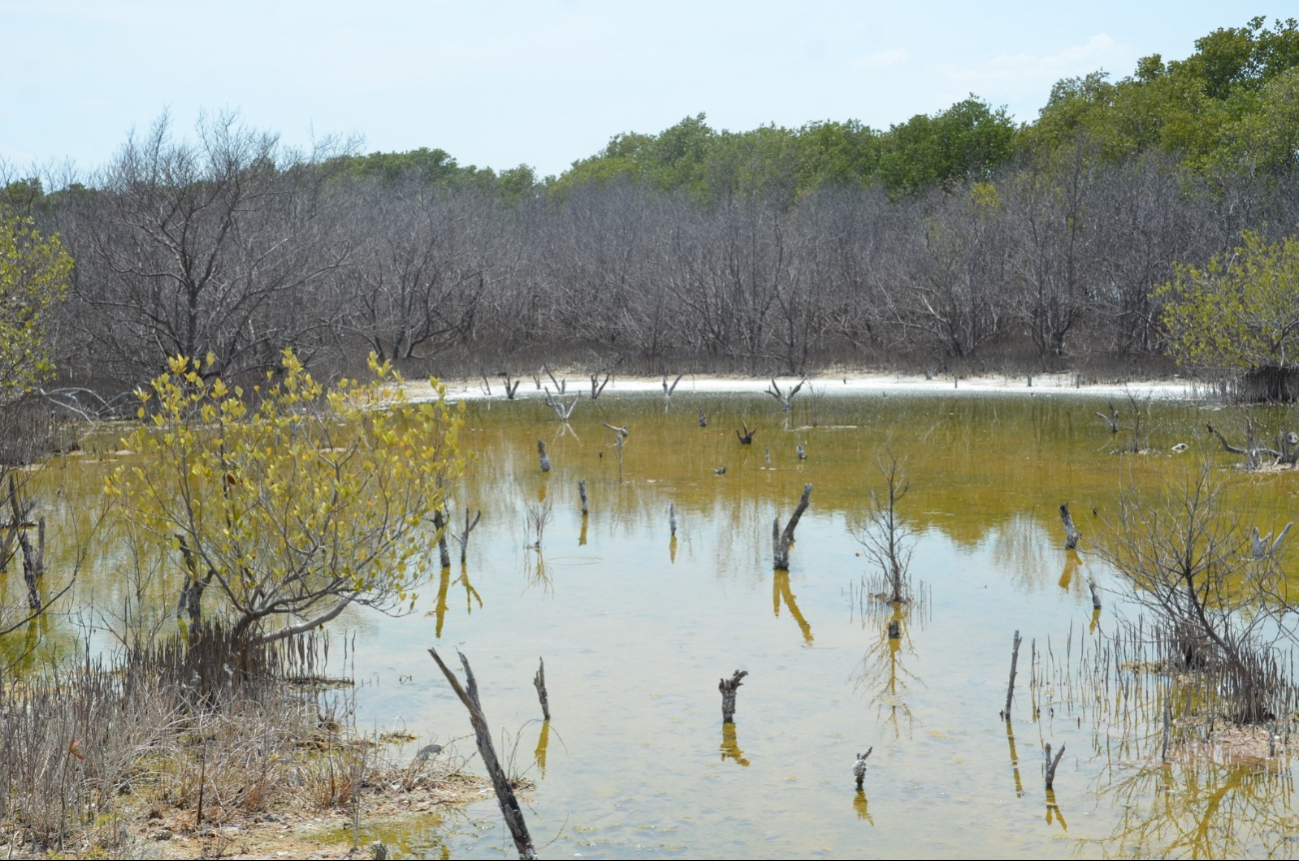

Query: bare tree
[[62, 111, 354, 384], [333, 178, 498, 363], [856, 454, 914, 605], [1097, 462, 1292, 723], [1004, 141, 1097, 359]]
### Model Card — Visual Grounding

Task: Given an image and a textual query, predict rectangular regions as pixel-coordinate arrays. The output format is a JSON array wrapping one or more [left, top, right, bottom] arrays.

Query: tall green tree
[[0, 211, 72, 403], [877, 97, 1016, 196]]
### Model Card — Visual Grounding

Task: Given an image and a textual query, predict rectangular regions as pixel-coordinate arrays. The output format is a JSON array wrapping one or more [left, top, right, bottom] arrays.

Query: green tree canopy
[[1159, 230, 1299, 375], [1028, 17, 1299, 168], [0, 211, 71, 403], [877, 96, 1017, 196]]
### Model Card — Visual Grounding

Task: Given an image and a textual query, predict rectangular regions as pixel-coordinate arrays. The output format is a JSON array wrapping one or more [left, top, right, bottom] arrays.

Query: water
[[15, 386, 1299, 858]]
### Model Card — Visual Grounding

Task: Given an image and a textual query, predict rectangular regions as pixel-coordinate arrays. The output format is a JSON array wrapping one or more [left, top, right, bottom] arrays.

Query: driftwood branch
[[543, 388, 579, 422], [429, 648, 537, 860], [735, 422, 756, 445], [765, 378, 806, 412], [1207, 420, 1286, 468], [1253, 523, 1293, 559]]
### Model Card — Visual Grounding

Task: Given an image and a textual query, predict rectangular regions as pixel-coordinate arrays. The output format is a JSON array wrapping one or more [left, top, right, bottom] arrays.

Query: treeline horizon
[[5, 16, 1299, 394]]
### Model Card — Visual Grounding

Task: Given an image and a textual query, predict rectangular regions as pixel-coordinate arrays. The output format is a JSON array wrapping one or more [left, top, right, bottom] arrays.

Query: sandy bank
[[404, 371, 1200, 403]]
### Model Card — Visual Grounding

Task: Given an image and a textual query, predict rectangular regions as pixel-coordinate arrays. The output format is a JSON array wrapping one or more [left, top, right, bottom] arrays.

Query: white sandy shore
[[403, 371, 1202, 403]]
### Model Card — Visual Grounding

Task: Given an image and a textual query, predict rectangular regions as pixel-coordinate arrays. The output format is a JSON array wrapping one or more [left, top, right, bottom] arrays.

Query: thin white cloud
[[947, 34, 1133, 91], [850, 48, 911, 70]]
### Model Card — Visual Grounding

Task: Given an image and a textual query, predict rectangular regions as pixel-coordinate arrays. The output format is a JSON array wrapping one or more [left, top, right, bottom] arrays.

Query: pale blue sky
[[1, 1, 1279, 179]]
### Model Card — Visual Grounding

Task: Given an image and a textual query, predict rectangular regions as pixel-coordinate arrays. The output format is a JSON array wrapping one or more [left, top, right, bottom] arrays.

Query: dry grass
[[0, 624, 484, 859]]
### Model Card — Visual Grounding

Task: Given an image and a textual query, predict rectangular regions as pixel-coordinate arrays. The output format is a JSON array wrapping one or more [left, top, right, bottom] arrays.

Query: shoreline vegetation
[[0, 622, 497, 861], [3, 17, 1299, 402]]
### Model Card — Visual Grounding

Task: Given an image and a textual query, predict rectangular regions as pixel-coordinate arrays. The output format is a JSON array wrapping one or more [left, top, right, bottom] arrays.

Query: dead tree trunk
[[1059, 503, 1081, 550], [589, 369, 612, 400], [175, 534, 212, 628], [718, 670, 748, 723], [853, 748, 873, 790], [543, 365, 566, 394], [428, 648, 537, 860], [432, 509, 452, 569], [662, 372, 683, 397], [452, 509, 482, 565], [533, 657, 550, 721], [502, 373, 522, 400], [537, 440, 551, 472], [772, 484, 813, 570], [1001, 630, 1022, 719], [1044, 742, 1066, 790], [578, 480, 588, 516], [1095, 401, 1119, 433], [735, 422, 756, 445], [16, 517, 43, 611], [669, 502, 677, 537]]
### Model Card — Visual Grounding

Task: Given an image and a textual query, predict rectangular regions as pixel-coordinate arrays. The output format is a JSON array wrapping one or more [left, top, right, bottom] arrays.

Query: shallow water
[[16, 388, 1299, 858]]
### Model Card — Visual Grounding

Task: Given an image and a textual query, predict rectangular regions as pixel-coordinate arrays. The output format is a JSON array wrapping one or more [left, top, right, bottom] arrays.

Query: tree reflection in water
[[1090, 754, 1298, 858], [719, 722, 750, 767], [772, 569, 813, 644], [856, 599, 924, 739]]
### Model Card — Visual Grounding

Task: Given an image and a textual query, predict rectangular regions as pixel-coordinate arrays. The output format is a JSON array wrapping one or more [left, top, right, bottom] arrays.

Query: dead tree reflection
[[1044, 787, 1067, 832], [856, 602, 922, 739], [772, 569, 813, 644], [852, 788, 873, 824], [432, 561, 483, 639], [1004, 717, 1025, 798], [719, 722, 750, 767]]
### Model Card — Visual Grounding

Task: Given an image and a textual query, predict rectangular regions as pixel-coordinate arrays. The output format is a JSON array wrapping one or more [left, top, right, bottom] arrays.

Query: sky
[[0, 1, 1284, 180]]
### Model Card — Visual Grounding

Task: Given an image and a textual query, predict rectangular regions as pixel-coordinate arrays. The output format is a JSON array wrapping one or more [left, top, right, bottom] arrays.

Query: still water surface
[[27, 386, 1299, 858]]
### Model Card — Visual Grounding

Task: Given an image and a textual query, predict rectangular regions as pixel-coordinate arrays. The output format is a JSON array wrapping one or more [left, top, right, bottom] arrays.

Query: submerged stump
[[719, 669, 748, 723]]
